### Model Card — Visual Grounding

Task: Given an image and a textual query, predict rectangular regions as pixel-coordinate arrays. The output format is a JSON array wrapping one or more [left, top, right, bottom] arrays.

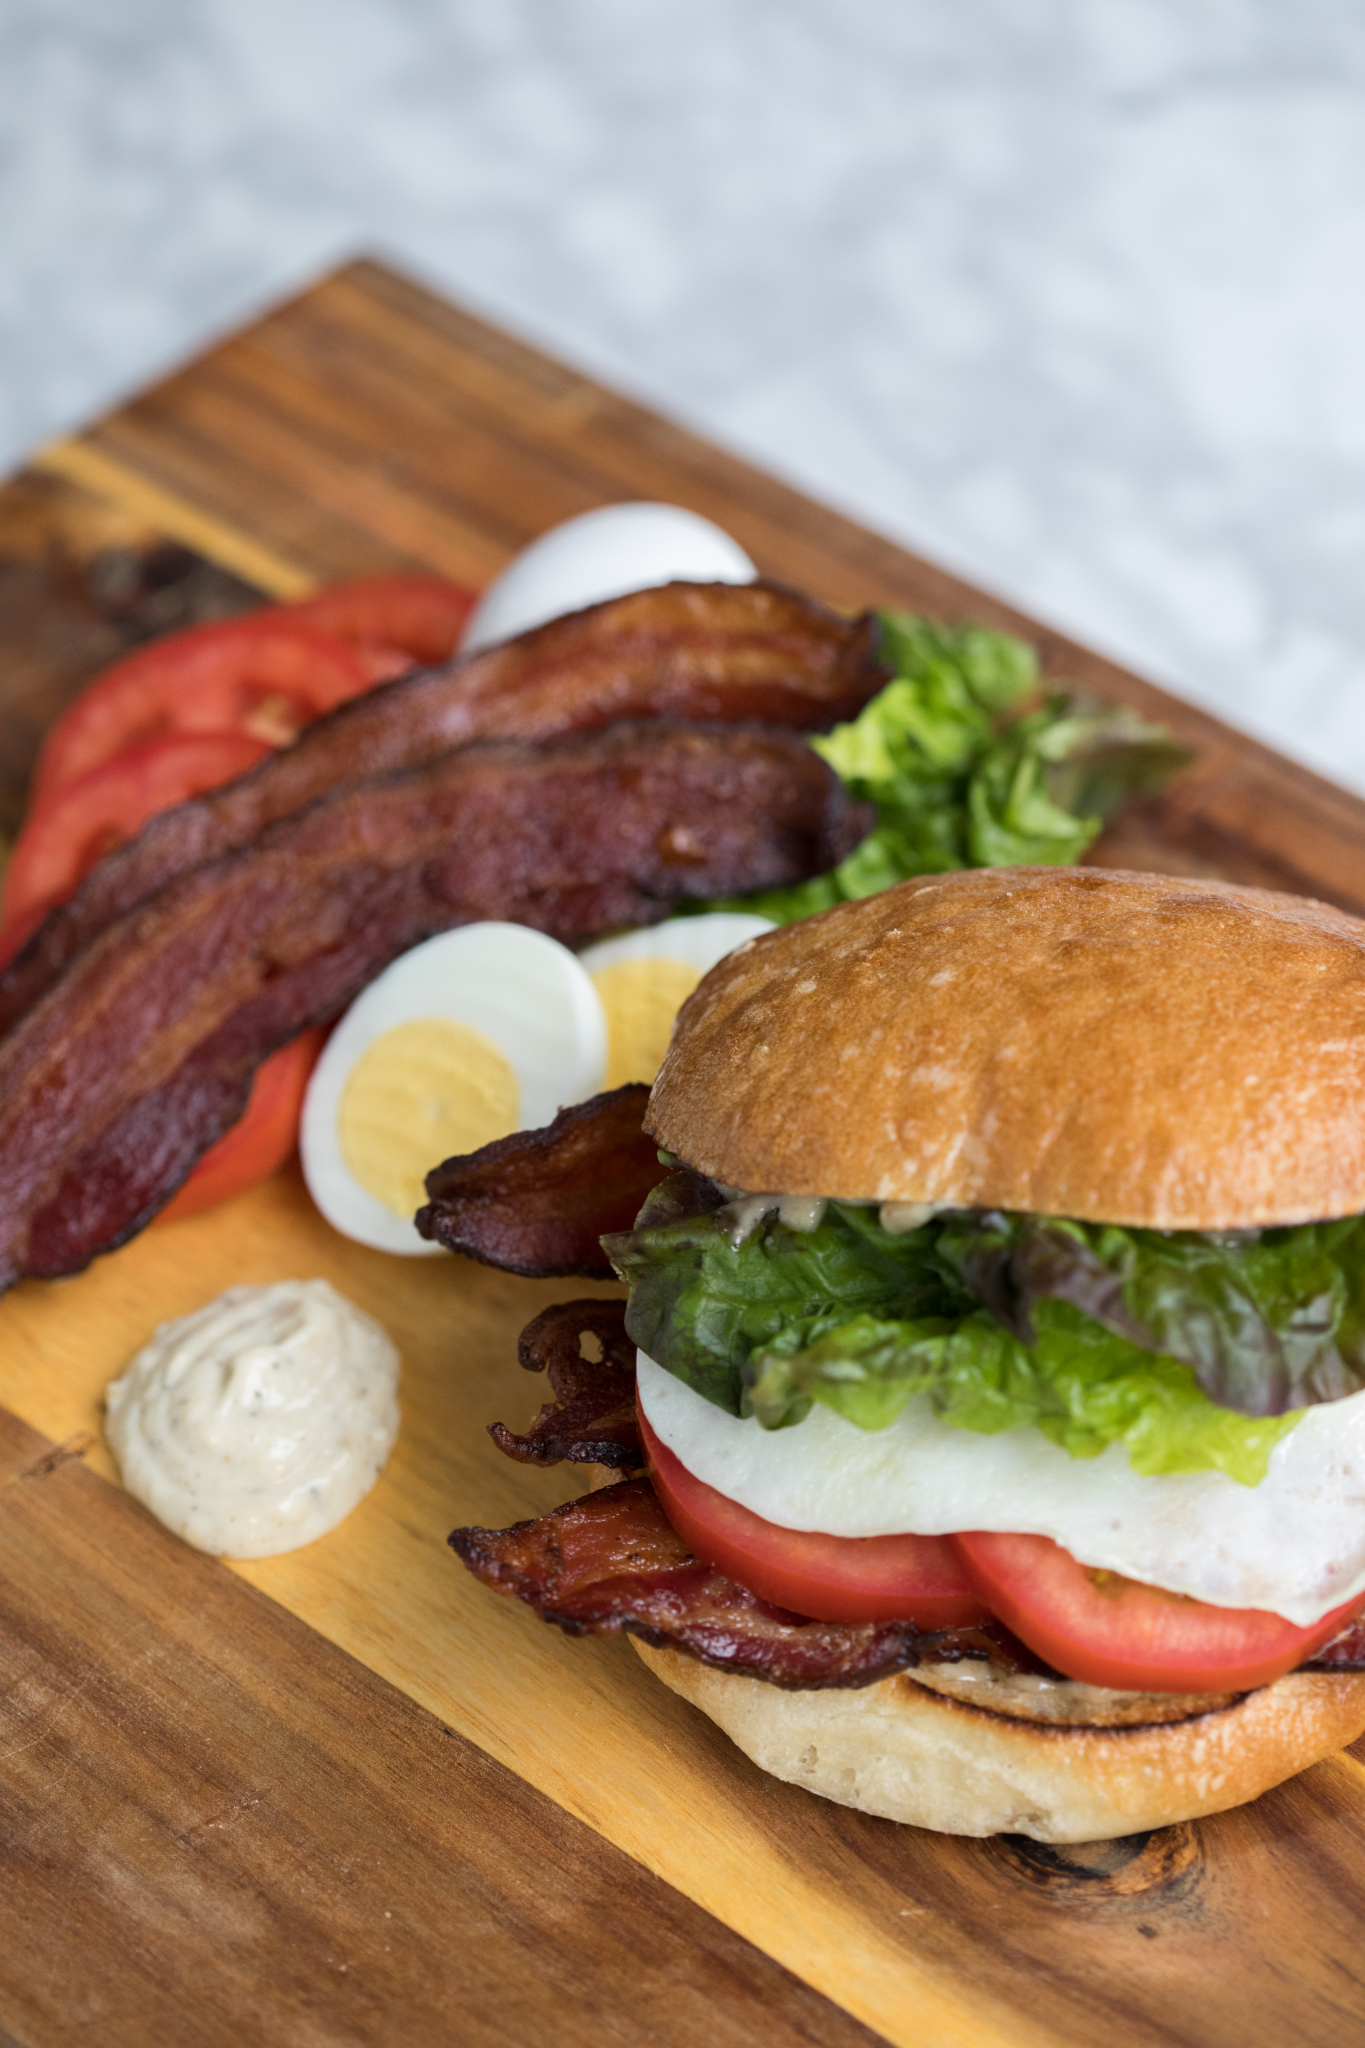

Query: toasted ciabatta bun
[[632, 1640, 1365, 1841], [645, 866, 1365, 1230]]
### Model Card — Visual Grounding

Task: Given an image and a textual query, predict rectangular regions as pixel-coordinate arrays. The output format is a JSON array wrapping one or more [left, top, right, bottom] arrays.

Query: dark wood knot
[[990, 1823, 1201, 1901]]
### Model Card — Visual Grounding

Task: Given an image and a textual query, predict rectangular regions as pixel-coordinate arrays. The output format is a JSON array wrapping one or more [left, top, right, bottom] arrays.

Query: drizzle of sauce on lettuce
[[600, 1180, 1361, 1485]]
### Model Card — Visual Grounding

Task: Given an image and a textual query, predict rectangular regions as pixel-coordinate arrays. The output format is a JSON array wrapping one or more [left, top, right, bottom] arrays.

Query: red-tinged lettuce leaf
[[449, 1474, 1047, 1690], [417, 1085, 659, 1278], [605, 1188, 1303, 1481], [0, 580, 886, 1035], [935, 1210, 1365, 1417], [0, 721, 866, 1295], [488, 1298, 642, 1470]]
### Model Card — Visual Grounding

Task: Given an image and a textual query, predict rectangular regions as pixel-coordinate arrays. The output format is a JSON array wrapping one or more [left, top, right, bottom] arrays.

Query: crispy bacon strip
[[450, 1474, 1048, 1689], [488, 1299, 641, 1470], [417, 1085, 661, 1276], [451, 1477, 934, 1688], [452, 1469, 1361, 1693], [0, 581, 886, 1032], [0, 722, 866, 1293]]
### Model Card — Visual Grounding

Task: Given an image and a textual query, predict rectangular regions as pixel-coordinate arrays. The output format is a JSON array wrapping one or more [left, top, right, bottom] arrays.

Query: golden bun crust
[[632, 1640, 1365, 1841], [646, 866, 1365, 1228]]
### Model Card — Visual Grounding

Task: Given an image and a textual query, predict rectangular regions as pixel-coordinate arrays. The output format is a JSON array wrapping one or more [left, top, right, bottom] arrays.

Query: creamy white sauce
[[636, 1349, 1365, 1628], [717, 1189, 941, 1247], [105, 1280, 401, 1559], [878, 1201, 941, 1235], [719, 1192, 831, 1246]]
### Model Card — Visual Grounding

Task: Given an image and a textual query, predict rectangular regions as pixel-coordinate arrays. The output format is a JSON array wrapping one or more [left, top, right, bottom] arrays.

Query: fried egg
[[301, 924, 606, 1255], [578, 913, 775, 1088], [460, 502, 757, 653], [636, 1352, 1365, 1628]]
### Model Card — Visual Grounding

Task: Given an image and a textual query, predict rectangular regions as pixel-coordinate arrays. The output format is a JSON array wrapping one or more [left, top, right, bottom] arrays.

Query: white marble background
[[5, 1, 1365, 790]]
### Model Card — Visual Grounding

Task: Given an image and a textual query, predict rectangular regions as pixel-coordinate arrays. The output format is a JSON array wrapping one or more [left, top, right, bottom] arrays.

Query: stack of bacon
[[0, 578, 884, 1296]]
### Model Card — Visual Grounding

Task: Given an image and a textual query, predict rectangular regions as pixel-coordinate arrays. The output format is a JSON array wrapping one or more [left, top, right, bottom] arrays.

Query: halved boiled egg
[[301, 924, 607, 1255], [578, 913, 775, 1089], [460, 502, 757, 653]]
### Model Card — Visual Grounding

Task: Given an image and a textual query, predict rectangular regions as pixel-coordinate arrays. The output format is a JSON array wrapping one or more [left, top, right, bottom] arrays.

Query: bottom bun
[[631, 1640, 1365, 1842]]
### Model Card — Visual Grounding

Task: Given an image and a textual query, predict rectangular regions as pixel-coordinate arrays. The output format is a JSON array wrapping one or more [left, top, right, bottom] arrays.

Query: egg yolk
[[338, 1017, 519, 1218], [592, 957, 703, 1088]]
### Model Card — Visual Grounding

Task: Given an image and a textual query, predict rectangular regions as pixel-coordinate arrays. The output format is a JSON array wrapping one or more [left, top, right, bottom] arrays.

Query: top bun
[[645, 867, 1365, 1229]]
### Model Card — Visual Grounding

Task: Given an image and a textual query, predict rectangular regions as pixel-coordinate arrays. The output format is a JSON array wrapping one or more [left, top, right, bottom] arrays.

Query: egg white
[[637, 1350, 1365, 1627], [578, 912, 775, 983], [460, 502, 756, 653], [302, 924, 606, 1256]]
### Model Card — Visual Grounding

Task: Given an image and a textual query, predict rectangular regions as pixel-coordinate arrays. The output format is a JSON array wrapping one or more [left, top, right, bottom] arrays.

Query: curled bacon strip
[[0, 722, 865, 1293], [488, 1299, 642, 1471], [450, 1474, 1047, 1689], [417, 1085, 661, 1277], [1, 582, 886, 1032], [450, 1477, 935, 1688]]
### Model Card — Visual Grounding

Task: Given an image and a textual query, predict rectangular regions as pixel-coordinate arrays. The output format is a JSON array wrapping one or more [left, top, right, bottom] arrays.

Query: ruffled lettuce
[[715, 613, 1192, 925], [602, 1182, 1331, 1485], [606, 1173, 966, 1417], [744, 1302, 1299, 1484], [934, 1210, 1365, 1415]]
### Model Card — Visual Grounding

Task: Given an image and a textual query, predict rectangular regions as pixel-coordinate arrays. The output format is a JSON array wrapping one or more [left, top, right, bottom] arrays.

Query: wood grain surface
[[5, 258, 1365, 2048], [0, 1402, 880, 2048]]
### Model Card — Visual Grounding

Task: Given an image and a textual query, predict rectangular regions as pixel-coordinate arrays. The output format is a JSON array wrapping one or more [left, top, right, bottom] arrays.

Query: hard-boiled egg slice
[[578, 913, 775, 1090], [301, 923, 607, 1255], [460, 502, 756, 653]]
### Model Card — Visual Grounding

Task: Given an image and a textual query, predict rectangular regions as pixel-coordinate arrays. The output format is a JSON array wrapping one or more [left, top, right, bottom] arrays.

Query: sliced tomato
[[4, 731, 270, 924], [284, 575, 478, 680], [641, 1409, 987, 1627], [953, 1529, 1365, 1692], [30, 616, 370, 798], [157, 1029, 327, 1223], [2, 731, 316, 1219]]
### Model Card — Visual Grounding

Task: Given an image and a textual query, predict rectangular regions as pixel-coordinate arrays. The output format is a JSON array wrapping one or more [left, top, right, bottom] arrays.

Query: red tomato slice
[[30, 616, 370, 799], [2, 730, 312, 1220], [641, 1409, 987, 1627], [953, 1529, 1365, 1692], [156, 1028, 326, 1223], [4, 731, 270, 924], [284, 576, 478, 679]]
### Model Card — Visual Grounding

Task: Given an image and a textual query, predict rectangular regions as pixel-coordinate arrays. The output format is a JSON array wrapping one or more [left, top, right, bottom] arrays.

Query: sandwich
[[447, 866, 1365, 1841]]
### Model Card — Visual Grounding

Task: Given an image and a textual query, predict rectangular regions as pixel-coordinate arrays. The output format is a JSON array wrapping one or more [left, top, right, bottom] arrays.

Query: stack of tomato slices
[[640, 1409, 1365, 1692], [2, 575, 476, 1219]]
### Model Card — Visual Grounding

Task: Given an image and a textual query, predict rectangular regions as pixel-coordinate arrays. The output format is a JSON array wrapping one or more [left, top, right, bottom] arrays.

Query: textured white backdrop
[[5, 1, 1365, 787]]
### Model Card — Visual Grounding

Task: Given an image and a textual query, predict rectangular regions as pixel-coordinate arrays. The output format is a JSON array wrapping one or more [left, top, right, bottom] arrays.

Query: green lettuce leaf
[[603, 1181, 1304, 1483], [712, 613, 1192, 925], [744, 1301, 1299, 1485], [603, 1178, 969, 1416], [935, 1211, 1365, 1416]]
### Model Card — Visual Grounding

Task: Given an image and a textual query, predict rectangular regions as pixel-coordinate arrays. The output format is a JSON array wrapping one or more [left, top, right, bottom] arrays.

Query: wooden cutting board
[[4, 259, 1365, 2048]]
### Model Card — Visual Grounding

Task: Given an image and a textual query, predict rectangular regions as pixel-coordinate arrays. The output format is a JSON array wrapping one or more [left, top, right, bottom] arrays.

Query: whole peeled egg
[[459, 502, 757, 653], [301, 923, 606, 1255]]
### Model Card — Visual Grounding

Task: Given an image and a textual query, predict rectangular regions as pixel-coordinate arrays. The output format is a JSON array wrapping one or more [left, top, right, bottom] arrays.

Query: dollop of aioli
[[105, 1279, 400, 1559]]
